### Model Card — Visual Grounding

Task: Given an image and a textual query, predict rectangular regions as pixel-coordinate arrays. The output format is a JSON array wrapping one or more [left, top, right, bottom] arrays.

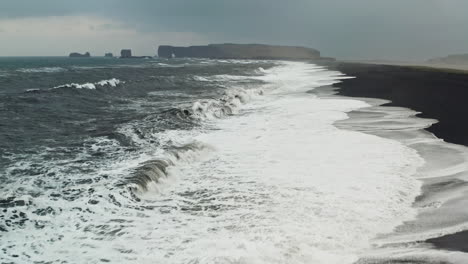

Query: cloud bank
[[0, 0, 467, 60]]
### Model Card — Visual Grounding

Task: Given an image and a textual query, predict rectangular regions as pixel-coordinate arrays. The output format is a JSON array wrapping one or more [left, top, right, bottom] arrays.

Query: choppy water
[[0, 57, 463, 263]]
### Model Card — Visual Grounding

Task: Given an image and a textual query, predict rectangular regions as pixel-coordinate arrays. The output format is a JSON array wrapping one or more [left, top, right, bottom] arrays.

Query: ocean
[[0, 57, 461, 263]]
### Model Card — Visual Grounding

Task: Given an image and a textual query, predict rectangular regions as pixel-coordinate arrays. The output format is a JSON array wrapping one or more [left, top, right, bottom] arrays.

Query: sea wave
[[16, 67, 66, 73], [182, 87, 263, 120], [53, 78, 123, 90], [126, 141, 214, 194], [0, 71, 10, 77]]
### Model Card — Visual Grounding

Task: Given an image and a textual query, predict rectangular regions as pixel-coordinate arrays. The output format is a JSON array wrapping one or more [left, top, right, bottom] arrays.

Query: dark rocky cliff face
[[120, 49, 132, 58], [158, 44, 321, 60], [69, 52, 90, 58]]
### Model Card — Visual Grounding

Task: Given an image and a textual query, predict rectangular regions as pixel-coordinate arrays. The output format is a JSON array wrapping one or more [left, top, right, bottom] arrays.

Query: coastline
[[333, 62, 468, 146], [320, 62, 468, 263], [343, 60, 468, 73]]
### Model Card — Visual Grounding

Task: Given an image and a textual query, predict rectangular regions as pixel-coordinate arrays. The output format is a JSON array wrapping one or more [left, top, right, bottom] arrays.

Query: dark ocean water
[[0, 57, 287, 262], [0, 57, 271, 184]]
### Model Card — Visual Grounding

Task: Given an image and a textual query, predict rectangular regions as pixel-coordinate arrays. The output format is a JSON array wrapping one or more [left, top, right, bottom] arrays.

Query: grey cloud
[[1, 0, 468, 60]]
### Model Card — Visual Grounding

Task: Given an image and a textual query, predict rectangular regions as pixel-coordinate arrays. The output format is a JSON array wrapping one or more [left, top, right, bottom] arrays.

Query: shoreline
[[324, 62, 468, 262], [332, 62, 468, 146], [343, 60, 468, 73]]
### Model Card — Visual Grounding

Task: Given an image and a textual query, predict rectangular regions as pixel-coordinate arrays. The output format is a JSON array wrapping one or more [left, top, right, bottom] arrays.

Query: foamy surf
[[0, 61, 427, 264], [16, 67, 66, 73], [144, 63, 424, 263], [53, 78, 123, 90], [326, 90, 468, 263], [167, 96, 423, 264]]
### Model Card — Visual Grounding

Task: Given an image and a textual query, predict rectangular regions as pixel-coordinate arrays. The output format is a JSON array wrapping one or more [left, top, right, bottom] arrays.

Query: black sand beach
[[333, 62, 468, 255], [334, 63, 468, 147]]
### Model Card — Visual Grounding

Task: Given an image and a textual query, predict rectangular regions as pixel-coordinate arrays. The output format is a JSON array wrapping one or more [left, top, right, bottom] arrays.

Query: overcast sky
[[0, 0, 467, 60]]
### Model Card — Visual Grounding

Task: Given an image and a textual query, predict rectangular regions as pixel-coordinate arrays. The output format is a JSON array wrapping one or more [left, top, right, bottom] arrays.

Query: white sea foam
[[96, 78, 121, 87], [25, 89, 40, 92], [0, 62, 425, 264], [153, 62, 424, 263], [169, 96, 422, 264], [53, 78, 123, 90], [330, 95, 468, 262], [16, 67, 66, 73], [187, 87, 263, 120], [193, 76, 211, 82], [192, 74, 252, 83]]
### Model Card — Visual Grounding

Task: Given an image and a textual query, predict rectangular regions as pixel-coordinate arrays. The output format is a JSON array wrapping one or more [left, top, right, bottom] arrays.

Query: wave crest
[[53, 78, 123, 90], [125, 142, 214, 194], [182, 88, 263, 120]]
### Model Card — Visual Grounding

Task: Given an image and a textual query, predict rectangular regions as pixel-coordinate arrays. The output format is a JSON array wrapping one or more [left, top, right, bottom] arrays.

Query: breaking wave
[[125, 142, 214, 194], [184, 88, 263, 120], [53, 78, 123, 90], [16, 67, 66, 73]]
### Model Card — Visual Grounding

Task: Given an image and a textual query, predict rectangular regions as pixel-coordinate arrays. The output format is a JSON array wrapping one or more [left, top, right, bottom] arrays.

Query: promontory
[[158, 44, 328, 60]]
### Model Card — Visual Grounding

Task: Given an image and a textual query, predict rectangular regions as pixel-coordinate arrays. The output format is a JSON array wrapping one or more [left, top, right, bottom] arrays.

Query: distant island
[[158, 44, 331, 61], [105, 53, 114, 58], [69, 52, 90, 58]]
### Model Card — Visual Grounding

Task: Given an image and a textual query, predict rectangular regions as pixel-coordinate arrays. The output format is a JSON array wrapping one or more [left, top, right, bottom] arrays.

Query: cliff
[[69, 52, 90, 58], [158, 44, 321, 60]]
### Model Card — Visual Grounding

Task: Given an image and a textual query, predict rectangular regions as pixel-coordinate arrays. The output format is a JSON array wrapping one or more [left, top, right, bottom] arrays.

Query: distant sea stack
[[120, 49, 152, 59], [120, 49, 132, 58], [69, 52, 91, 58], [158, 44, 326, 60], [105, 53, 114, 58]]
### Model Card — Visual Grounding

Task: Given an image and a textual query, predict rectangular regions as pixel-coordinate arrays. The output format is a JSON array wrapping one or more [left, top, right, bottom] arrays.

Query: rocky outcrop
[[105, 53, 113, 57], [120, 49, 152, 59], [69, 52, 90, 58], [158, 44, 322, 60], [120, 49, 132, 58]]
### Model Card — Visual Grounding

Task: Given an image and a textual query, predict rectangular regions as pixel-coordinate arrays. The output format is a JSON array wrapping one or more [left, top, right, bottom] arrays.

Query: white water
[[53, 78, 123, 90], [329, 91, 468, 263], [1, 62, 425, 264], [16, 67, 66, 73], [120, 62, 424, 263], [150, 62, 424, 263]]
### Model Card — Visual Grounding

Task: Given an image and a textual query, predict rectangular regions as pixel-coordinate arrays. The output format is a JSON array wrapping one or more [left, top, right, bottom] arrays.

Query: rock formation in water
[[69, 52, 91, 58], [120, 49, 132, 58], [105, 53, 114, 57], [158, 44, 324, 60], [120, 49, 152, 59]]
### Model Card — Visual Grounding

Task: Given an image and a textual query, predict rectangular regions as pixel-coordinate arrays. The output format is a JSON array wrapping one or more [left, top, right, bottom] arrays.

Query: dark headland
[[158, 43, 334, 61]]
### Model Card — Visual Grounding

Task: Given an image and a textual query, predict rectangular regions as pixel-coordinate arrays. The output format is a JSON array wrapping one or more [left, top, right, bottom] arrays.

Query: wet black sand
[[427, 230, 468, 252], [333, 63, 468, 146], [332, 62, 468, 254]]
